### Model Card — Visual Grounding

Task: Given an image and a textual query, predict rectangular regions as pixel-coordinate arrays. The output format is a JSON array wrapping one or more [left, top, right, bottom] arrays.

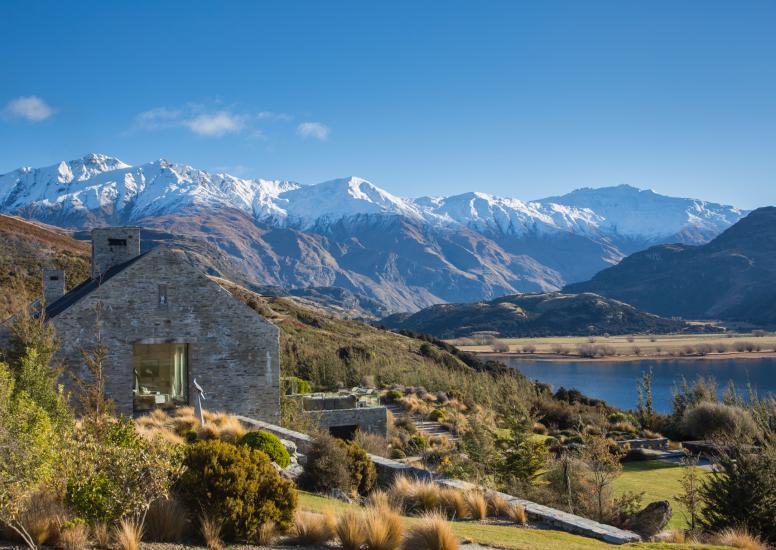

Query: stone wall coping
[[237, 416, 641, 545]]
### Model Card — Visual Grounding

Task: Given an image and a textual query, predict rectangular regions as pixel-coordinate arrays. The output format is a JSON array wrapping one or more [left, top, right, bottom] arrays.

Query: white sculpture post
[[193, 378, 207, 427]]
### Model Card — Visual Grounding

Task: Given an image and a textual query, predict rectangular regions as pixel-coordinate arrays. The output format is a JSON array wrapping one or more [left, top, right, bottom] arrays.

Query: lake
[[498, 356, 776, 412]]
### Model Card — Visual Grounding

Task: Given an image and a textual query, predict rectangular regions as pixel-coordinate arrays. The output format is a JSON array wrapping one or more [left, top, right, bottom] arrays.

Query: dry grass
[[463, 491, 487, 520], [113, 518, 144, 550], [389, 477, 443, 515], [135, 408, 247, 443], [91, 522, 111, 549], [486, 493, 511, 518], [293, 510, 336, 545], [507, 503, 528, 525], [144, 496, 187, 542], [15, 490, 65, 546], [256, 521, 276, 546], [711, 528, 768, 550], [363, 506, 403, 550], [402, 512, 459, 550], [199, 513, 224, 550], [368, 489, 397, 511], [336, 509, 366, 550], [59, 522, 89, 550], [440, 488, 468, 520]]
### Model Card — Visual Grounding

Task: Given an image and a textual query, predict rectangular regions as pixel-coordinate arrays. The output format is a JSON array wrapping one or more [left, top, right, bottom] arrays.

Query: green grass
[[613, 460, 709, 530], [298, 491, 727, 550]]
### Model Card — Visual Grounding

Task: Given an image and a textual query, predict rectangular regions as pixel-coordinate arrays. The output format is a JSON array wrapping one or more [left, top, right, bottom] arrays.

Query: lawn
[[613, 460, 709, 530], [298, 491, 727, 550]]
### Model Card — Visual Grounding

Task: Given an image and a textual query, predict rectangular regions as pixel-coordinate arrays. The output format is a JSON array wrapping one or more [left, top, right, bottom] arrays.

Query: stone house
[[11, 227, 280, 422]]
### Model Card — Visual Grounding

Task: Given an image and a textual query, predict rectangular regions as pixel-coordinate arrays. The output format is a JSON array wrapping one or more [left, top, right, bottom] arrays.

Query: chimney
[[43, 269, 66, 304], [91, 227, 141, 278]]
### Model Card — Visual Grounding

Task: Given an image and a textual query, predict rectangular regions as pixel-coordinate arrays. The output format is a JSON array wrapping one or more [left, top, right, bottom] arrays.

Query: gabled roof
[[44, 252, 148, 319]]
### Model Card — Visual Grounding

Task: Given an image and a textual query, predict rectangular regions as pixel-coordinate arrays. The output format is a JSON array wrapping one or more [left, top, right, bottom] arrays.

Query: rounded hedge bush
[[239, 430, 291, 468], [302, 434, 376, 496], [681, 401, 759, 440], [177, 440, 297, 541]]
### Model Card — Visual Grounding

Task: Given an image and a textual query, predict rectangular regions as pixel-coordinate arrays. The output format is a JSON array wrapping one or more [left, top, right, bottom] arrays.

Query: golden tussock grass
[[293, 510, 335, 545], [199, 513, 224, 550], [368, 489, 398, 512], [486, 493, 510, 518], [256, 521, 276, 546], [507, 503, 528, 525], [439, 488, 468, 520], [336, 509, 366, 550], [464, 491, 487, 520], [401, 512, 459, 550], [15, 490, 65, 546], [363, 506, 403, 550], [59, 522, 89, 550], [144, 496, 187, 542], [712, 528, 768, 550], [113, 517, 144, 550], [91, 522, 111, 549]]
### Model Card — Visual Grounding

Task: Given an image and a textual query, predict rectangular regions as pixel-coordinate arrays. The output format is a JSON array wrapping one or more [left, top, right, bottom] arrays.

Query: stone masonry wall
[[307, 406, 388, 436], [51, 247, 280, 422]]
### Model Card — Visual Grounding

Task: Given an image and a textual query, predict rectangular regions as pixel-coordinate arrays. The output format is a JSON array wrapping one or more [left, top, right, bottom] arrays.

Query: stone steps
[[386, 403, 459, 442]]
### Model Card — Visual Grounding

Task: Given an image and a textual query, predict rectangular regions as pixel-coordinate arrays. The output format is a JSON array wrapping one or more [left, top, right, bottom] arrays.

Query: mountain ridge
[[0, 153, 748, 313]]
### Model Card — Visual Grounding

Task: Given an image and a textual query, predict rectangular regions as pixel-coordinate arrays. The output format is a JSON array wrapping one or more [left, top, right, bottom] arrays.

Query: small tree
[[580, 434, 623, 522], [636, 367, 655, 429], [499, 424, 548, 485], [72, 303, 114, 419], [675, 455, 702, 532], [0, 362, 57, 550]]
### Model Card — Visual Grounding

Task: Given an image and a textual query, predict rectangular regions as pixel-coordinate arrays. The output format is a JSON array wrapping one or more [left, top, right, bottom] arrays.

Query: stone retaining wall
[[238, 416, 641, 544]]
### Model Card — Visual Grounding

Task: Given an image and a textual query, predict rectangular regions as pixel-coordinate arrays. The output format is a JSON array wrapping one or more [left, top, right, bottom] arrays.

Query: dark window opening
[[158, 284, 168, 305], [108, 238, 127, 246], [49, 275, 59, 281], [329, 424, 358, 441]]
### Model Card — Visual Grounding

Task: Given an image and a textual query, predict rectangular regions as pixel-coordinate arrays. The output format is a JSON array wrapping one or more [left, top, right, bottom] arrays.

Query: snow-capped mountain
[[0, 154, 747, 313]]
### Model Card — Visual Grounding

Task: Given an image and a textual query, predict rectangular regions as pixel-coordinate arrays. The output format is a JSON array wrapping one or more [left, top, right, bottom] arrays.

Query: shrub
[[402, 512, 458, 550], [282, 376, 312, 395], [384, 389, 404, 403], [13, 490, 65, 547], [238, 430, 291, 467], [293, 510, 335, 545], [681, 402, 759, 440], [336, 509, 366, 550], [355, 430, 390, 457], [491, 341, 510, 353], [64, 416, 181, 524], [344, 440, 377, 495], [712, 527, 768, 550], [521, 344, 536, 354], [700, 439, 776, 543], [429, 408, 446, 421], [177, 440, 297, 541]]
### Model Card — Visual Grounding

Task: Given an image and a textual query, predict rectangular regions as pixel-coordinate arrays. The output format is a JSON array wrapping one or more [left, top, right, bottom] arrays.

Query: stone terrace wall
[[237, 416, 641, 545]]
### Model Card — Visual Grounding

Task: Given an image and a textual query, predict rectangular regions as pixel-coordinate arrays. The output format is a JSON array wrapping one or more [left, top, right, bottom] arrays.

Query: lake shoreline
[[475, 350, 776, 364]]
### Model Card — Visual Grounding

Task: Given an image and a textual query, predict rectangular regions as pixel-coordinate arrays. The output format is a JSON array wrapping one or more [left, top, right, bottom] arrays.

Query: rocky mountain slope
[[0, 154, 745, 312], [565, 207, 776, 325], [379, 292, 688, 338]]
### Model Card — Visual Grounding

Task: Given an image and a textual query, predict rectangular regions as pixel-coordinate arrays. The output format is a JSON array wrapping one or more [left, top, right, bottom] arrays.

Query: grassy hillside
[[218, 278, 536, 417], [0, 215, 90, 318]]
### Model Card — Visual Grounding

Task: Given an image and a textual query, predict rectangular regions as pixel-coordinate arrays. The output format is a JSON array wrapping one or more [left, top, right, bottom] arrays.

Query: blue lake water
[[498, 356, 776, 413]]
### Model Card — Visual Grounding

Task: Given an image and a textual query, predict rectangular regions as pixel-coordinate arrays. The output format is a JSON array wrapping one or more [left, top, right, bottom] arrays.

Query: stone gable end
[[51, 246, 280, 422]]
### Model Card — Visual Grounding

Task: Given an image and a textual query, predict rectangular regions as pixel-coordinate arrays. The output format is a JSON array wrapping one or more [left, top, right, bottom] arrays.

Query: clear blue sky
[[1, 0, 775, 208]]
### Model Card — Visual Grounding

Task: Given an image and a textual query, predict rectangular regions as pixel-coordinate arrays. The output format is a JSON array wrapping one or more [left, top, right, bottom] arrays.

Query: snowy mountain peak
[[0, 153, 745, 244]]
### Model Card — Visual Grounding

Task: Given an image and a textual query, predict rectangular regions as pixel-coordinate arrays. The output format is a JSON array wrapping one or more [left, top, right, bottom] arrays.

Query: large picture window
[[133, 343, 188, 412]]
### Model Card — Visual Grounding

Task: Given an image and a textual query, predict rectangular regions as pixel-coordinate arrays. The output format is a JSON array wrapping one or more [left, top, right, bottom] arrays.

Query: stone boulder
[[622, 500, 672, 539]]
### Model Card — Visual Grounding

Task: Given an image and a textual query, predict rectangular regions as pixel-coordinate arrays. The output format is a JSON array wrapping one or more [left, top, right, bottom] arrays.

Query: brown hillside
[[0, 215, 90, 317]]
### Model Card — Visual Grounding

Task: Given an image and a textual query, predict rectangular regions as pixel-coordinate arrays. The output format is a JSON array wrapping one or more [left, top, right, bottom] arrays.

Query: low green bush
[[302, 433, 376, 496], [384, 389, 404, 403], [429, 408, 445, 421], [239, 430, 291, 468], [177, 440, 297, 541], [681, 402, 759, 440]]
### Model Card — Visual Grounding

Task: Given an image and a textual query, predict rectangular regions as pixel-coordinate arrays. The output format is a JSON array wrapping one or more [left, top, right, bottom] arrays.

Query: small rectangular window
[[49, 275, 59, 281], [108, 238, 127, 246], [158, 284, 168, 305]]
